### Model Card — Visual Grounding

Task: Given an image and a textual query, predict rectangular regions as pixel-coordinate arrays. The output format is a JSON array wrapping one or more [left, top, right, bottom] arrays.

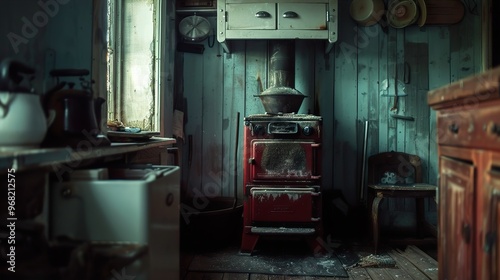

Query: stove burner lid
[[245, 113, 322, 122]]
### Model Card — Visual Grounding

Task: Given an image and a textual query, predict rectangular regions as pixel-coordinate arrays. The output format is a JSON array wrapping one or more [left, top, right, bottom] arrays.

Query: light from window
[[106, 0, 160, 131]]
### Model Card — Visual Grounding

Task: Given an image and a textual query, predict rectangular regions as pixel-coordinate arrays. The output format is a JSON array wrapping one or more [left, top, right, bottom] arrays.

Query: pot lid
[[387, 0, 419, 28], [178, 15, 211, 42]]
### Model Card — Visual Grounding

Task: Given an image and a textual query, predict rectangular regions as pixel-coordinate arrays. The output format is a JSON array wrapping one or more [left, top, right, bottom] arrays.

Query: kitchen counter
[[0, 137, 176, 172]]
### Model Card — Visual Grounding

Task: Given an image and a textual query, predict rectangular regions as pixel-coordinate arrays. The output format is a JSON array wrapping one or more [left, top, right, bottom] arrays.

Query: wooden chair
[[367, 151, 437, 254]]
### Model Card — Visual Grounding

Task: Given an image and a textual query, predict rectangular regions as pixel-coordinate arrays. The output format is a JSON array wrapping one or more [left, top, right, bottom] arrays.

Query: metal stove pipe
[[269, 40, 295, 88]]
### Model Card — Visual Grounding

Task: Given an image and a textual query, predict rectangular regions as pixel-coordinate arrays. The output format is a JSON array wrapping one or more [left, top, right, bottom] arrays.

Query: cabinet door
[[226, 3, 276, 29], [482, 155, 500, 280], [439, 156, 475, 280], [277, 3, 327, 30]]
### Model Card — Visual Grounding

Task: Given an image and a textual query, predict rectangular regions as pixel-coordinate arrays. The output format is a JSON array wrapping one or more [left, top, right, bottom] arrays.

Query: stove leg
[[240, 230, 259, 255], [307, 232, 329, 256]]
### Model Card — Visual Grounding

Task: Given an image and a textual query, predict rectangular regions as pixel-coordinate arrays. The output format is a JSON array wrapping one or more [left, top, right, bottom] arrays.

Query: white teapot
[[0, 59, 48, 149]]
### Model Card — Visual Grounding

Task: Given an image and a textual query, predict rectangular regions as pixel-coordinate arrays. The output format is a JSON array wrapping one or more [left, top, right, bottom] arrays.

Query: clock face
[[179, 15, 211, 41]]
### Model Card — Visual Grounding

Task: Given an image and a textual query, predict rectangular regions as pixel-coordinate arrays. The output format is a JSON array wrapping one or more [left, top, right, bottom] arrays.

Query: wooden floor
[[181, 245, 438, 280]]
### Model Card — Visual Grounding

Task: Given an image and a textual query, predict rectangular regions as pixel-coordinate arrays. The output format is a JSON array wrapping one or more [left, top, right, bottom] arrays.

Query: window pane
[[108, 0, 157, 131]]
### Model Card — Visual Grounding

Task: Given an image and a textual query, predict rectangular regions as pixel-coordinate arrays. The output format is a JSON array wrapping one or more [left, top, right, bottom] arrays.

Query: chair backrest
[[368, 151, 422, 185]]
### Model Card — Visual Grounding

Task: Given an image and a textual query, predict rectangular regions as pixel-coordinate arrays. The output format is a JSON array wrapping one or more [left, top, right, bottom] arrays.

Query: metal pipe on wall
[[268, 40, 295, 88]]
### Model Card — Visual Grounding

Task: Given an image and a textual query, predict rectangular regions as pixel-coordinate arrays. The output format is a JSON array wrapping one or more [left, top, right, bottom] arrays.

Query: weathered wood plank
[[347, 267, 371, 280], [222, 40, 246, 198], [315, 41, 335, 192], [295, 40, 316, 114], [283, 276, 306, 280], [387, 250, 430, 279], [395, 28, 406, 155], [357, 23, 381, 201], [377, 21, 389, 154], [397, 245, 438, 279], [249, 274, 269, 280], [383, 267, 414, 279], [428, 26, 451, 187], [333, 0, 359, 205], [183, 51, 205, 195], [223, 272, 250, 280], [202, 17, 225, 197], [304, 276, 344, 280], [365, 267, 394, 279], [185, 271, 224, 280], [245, 40, 268, 115]]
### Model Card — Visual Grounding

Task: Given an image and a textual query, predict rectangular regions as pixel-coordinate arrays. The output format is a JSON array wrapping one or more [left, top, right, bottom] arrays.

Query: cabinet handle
[[462, 222, 471, 244], [165, 193, 174, 207], [282, 11, 298, 18], [449, 123, 459, 134], [255, 11, 271, 18], [484, 190, 500, 254]]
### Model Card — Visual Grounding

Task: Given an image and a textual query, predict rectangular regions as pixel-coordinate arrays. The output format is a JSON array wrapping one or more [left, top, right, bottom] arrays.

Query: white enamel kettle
[[0, 59, 48, 149]]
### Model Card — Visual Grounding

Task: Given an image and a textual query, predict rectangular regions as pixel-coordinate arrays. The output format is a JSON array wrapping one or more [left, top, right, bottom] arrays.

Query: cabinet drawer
[[474, 104, 500, 151], [227, 3, 276, 29], [437, 111, 474, 147], [278, 3, 327, 30]]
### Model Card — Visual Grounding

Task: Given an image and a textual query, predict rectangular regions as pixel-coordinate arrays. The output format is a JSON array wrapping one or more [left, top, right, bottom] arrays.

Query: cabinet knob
[[462, 222, 471, 244], [61, 188, 72, 198], [489, 122, 500, 136], [449, 123, 459, 134], [255, 11, 271, 18], [282, 11, 298, 18]]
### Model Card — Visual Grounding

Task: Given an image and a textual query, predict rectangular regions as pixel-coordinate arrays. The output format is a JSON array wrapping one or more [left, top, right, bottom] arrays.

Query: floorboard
[[181, 245, 438, 280]]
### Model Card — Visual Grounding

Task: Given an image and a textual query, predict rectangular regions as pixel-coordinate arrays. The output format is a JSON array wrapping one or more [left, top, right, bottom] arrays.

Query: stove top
[[245, 113, 322, 122]]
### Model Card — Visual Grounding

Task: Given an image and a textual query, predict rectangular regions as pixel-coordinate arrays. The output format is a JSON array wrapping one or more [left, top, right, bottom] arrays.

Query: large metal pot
[[255, 86, 307, 114]]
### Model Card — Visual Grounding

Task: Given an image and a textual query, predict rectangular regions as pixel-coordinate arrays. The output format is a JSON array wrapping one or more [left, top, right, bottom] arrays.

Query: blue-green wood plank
[[295, 40, 316, 114], [428, 26, 451, 184], [183, 52, 204, 195], [245, 41, 268, 115], [316, 41, 335, 192], [357, 24, 381, 201], [333, 0, 359, 205], [222, 41, 246, 198], [202, 20, 225, 198]]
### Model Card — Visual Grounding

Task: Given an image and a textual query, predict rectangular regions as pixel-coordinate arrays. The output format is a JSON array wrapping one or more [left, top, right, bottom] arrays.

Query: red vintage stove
[[241, 112, 324, 255]]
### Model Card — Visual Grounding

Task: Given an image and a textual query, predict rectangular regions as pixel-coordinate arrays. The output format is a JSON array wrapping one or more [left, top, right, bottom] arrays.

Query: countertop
[[0, 137, 176, 172]]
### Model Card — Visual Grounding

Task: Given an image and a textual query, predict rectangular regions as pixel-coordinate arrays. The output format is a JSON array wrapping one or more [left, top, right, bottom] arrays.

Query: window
[[105, 0, 162, 131]]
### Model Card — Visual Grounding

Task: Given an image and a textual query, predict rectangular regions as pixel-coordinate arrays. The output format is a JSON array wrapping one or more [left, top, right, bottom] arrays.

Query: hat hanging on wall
[[350, 0, 385, 26], [178, 15, 211, 42], [416, 0, 427, 27], [387, 0, 419, 28]]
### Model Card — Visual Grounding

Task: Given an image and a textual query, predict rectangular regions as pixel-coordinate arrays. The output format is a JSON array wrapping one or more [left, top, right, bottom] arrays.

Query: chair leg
[[416, 197, 425, 237], [371, 196, 383, 254]]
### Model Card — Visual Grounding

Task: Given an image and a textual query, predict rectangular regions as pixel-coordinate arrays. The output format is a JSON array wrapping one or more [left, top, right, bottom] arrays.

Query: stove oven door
[[249, 140, 320, 182], [249, 186, 321, 223]]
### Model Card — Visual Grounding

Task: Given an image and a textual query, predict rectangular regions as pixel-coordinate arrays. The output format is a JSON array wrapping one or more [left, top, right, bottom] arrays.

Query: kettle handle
[[0, 59, 35, 91]]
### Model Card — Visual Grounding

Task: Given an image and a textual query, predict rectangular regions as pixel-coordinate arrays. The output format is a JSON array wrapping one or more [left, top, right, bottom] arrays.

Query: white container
[[0, 91, 48, 149], [50, 165, 180, 280]]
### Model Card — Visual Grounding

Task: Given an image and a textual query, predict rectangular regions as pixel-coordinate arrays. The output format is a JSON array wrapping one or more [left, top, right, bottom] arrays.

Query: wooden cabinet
[[439, 156, 474, 279], [428, 67, 500, 280]]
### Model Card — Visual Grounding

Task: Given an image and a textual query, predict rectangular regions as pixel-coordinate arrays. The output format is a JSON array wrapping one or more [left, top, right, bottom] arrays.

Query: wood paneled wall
[[176, 1, 483, 216]]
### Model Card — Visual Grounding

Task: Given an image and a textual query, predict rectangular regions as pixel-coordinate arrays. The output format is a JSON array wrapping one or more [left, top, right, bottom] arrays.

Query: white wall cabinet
[[217, 0, 338, 53]]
